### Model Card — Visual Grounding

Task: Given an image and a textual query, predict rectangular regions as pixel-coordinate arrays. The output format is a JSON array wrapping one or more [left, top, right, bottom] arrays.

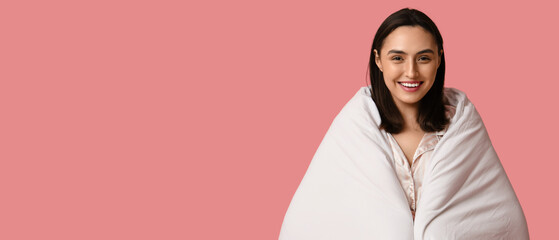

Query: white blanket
[[279, 86, 529, 240]]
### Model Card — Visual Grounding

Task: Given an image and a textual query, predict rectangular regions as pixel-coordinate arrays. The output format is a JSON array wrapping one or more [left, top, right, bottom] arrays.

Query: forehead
[[381, 26, 437, 54]]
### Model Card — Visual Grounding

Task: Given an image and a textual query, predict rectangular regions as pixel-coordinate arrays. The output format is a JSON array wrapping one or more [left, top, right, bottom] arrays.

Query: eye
[[391, 56, 403, 61], [418, 56, 431, 62]]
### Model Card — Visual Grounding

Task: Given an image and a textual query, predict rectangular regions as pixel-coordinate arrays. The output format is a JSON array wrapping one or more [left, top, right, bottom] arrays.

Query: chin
[[397, 94, 426, 105]]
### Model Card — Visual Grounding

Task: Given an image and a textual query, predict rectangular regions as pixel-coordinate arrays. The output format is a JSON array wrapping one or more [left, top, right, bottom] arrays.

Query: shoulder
[[325, 86, 381, 133], [444, 104, 456, 120]]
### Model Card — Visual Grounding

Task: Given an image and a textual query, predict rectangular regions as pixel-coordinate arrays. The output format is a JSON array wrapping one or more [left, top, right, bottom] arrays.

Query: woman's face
[[374, 26, 442, 110]]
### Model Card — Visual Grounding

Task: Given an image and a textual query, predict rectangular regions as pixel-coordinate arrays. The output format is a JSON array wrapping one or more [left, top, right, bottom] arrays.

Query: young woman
[[279, 8, 528, 239], [370, 8, 449, 221]]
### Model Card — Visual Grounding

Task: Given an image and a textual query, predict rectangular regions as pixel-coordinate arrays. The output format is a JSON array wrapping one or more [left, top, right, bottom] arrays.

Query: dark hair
[[368, 8, 448, 133]]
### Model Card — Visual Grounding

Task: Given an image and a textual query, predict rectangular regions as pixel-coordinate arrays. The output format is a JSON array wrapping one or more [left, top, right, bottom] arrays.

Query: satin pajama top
[[385, 105, 456, 220]]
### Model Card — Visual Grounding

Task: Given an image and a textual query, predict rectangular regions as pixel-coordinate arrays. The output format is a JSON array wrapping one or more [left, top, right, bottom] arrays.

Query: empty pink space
[[1, 0, 555, 239]]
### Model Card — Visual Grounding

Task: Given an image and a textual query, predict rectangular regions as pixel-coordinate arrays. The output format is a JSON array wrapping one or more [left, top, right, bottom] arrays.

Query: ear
[[437, 49, 444, 68], [374, 49, 383, 72]]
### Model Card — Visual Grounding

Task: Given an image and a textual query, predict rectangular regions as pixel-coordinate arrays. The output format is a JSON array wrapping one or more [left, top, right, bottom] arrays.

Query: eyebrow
[[387, 49, 435, 55]]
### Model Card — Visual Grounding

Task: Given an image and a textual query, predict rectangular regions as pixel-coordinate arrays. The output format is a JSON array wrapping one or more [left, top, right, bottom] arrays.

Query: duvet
[[279, 86, 529, 240]]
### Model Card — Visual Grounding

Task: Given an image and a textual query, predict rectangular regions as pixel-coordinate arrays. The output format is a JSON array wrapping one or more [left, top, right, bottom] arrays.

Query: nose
[[405, 60, 419, 79]]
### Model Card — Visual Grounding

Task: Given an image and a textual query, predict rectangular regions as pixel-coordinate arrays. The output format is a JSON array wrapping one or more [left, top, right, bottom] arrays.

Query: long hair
[[368, 8, 448, 133]]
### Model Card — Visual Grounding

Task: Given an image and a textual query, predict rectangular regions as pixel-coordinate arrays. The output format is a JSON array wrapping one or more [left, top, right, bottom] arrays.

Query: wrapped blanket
[[279, 86, 529, 240]]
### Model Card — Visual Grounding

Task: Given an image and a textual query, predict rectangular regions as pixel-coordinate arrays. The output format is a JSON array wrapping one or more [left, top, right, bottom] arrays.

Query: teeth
[[400, 82, 420, 88]]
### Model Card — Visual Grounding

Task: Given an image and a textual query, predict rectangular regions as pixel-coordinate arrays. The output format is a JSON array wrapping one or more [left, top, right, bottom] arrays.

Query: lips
[[398, 81, 423, 92]]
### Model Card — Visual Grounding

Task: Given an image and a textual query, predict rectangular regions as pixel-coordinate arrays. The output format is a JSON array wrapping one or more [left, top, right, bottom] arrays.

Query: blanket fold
[[279, 86, 528, 240]]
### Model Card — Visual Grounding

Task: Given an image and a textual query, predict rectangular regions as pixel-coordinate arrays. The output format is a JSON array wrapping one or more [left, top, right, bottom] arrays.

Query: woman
[[279, 8, 528, 239]]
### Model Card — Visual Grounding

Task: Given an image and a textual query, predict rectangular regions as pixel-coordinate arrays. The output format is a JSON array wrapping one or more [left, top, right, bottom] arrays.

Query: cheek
[[421, 65, 438, 79], [381, 64, 401, 80]]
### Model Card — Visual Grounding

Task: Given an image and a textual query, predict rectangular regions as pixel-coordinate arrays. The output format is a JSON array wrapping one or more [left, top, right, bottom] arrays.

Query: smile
[[398, 81, 423, 92]]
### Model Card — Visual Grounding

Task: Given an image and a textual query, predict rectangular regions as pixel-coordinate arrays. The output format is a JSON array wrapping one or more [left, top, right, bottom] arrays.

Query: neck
[[395, 101, 422, 132]]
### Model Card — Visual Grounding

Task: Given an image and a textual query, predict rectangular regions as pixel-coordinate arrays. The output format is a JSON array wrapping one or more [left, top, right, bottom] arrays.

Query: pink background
[[1, 0, 556, 239]]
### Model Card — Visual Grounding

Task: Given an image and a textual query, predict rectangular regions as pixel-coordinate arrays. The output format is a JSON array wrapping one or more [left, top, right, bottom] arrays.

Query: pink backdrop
[[1, 0, 556, 239]]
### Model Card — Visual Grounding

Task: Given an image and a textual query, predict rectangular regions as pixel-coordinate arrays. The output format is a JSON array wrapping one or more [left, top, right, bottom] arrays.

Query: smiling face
[[374, 26, 442, 110]]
